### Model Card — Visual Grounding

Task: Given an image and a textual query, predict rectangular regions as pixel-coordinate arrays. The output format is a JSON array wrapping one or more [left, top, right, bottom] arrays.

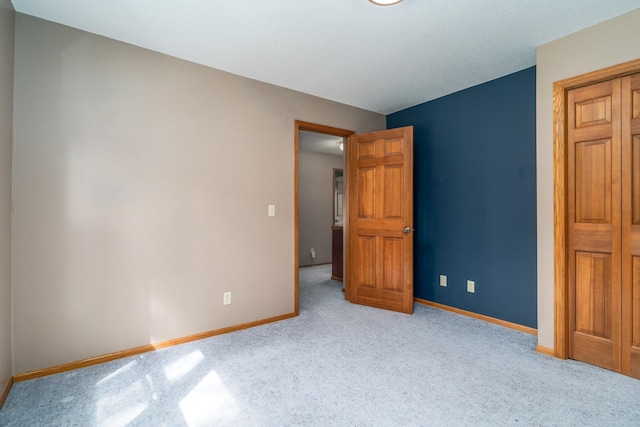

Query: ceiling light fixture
[[369, 0, 403, 5]]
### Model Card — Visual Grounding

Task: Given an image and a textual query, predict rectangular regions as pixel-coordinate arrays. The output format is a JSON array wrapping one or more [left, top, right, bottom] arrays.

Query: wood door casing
[[294, 121, 354, 316], [347, 127, 413, 314], [567, 79, 622, 371]]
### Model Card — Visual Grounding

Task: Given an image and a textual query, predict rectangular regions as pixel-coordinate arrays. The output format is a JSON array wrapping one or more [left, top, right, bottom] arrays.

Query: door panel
[[383, 166, 403, 219], [575, 139, 612, 223], [634, 75, 640, 378], [575, 95, 612, 128], [573, 251, 614, 370], [357, 236, 376, 288], [357, 168, 375, 218], [575, 252, 612, 339], [575, 73, 640, 378], [383, 237, 403, 291], [347, 127, 413, 314], [633, 137, 640, 224], [622, 73, 640, 378], [568, 79, 622, 372]]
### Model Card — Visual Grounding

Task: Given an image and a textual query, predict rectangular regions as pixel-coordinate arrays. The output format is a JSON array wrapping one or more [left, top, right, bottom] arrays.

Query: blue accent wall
[[387, 66, 537, 328]]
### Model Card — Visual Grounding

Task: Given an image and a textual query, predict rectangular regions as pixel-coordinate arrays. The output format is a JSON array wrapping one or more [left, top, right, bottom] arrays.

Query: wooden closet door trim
[[553, 58, 640, 359]]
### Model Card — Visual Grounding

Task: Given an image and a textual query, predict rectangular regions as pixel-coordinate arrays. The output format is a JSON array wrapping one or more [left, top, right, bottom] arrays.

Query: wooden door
[[568, 73, 640, 378], [567, 79, 622, 371], [622, 73, 640, 379], [346, 126, 413, 314]]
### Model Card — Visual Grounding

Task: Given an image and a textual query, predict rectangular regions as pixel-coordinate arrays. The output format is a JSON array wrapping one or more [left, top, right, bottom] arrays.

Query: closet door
[[567, 79, 622, 372], [622, 73, 640, 379]]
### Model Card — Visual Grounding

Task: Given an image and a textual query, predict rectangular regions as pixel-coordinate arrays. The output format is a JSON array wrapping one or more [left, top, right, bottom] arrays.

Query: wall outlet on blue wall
[[467, 280, 475, 293], [439, 275, 447, 287]]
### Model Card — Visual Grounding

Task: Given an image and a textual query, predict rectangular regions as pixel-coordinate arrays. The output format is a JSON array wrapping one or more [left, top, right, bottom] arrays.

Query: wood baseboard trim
[[330, 275, 343, 282], [415, 298, 537, 335], [13, 312, 296, 383], [0, 376, 14, 410], [299, 262, 332, 268], [536, 345, 556, 357]]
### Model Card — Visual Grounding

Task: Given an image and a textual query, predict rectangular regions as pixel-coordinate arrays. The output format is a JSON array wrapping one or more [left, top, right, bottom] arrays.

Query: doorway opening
[[294, 121, 354, 315]]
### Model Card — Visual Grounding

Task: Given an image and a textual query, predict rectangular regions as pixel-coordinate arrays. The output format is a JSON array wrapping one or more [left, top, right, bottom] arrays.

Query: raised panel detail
[[575, 139, 611, 223], [633, 89, 640, 119], [358, 168, 375, 218], [383, 238, 403, 292], [357, 236, 376, 288], [634, 137, 640, 225], [634, 257, 640, 347], [384, 138, 403, 156], [575, 252, 612, 339], [384, 165, 403, 219], [575, 96, 612, 128], [357, 141, 375, 159]]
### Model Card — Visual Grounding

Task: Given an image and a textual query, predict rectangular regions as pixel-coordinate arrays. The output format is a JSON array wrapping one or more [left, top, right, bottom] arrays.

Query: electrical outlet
[[439, 275, 447, 287], [310, 248, 316, 259], [268, 205, 275, 216], [223, 292, 232, 305], [467, 280, 475, 293]]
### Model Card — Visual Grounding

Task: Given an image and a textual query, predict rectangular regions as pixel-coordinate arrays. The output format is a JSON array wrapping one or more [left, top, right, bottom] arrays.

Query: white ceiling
[[11, 0, 640, 114]]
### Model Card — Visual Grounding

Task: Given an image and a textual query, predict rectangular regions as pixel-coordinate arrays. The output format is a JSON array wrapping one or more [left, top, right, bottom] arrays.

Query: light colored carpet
[[2, 264, 640, 426]]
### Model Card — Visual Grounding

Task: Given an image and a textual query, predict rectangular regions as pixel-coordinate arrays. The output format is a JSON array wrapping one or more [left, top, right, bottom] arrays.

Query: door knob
[[403, 227, 411, 233]]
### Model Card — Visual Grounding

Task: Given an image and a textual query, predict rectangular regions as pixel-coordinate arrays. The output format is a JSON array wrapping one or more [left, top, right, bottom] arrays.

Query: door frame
[[294, 120, 354, 315], [553, 58, 640, 358]]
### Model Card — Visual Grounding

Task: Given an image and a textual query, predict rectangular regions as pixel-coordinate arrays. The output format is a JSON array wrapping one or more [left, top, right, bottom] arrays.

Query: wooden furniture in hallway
[[331, 226, 343, 281]]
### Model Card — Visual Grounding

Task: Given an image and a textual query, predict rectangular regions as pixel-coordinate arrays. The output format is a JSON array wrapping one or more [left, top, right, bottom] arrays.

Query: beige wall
[[536, 9, 640, 349], [12, 14, 384, 373], [299, 150, 344, 266], [0, 0, 14, 386]]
